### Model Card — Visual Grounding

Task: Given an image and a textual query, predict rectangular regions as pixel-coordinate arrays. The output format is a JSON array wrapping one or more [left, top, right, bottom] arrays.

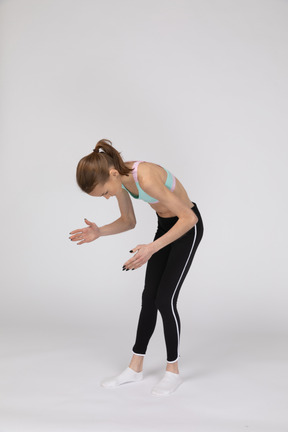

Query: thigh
[[156, 224, 202, 302], [142, 228, 171, 300]]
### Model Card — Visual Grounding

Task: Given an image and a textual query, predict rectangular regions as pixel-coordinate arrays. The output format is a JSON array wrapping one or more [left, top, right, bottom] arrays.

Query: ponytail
[[76, 139, 132, 193]]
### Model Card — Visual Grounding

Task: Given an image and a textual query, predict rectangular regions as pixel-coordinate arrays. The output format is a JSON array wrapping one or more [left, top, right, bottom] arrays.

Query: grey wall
[[0, 0, 287, 339]]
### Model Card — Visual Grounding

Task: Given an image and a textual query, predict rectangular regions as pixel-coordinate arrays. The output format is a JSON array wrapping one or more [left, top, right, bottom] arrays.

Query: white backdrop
[[1, 0, 287, 335], [0, 1, 288, 430]]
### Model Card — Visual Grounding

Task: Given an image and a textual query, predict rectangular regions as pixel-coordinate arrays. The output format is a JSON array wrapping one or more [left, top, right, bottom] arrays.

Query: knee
[[141, 287, 156, 306], [155, 294, 171, 313]]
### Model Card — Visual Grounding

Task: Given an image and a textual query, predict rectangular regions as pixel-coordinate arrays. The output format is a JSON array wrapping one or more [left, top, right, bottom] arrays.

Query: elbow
[[127, 218, 136, 230], [189, 214, 198, 229], [190, 208, 198, 226], [130, 219, 137, 229], [122, 216, 136, 230]]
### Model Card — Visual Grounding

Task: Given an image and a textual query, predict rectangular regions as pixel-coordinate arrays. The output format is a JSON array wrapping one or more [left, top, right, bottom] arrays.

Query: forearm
[[123, 213, 198, 271], [150, 215, 198, 253], [99, 217, 135, 237]]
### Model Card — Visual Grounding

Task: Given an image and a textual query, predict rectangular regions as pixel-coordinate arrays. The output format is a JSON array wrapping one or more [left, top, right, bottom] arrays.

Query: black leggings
[[132, 202, 204, 363]]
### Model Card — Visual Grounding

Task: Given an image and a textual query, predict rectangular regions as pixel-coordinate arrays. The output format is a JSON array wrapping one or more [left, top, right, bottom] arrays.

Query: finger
[[70, 234, 84, 241], [124, 261, 142, 271], [84, 218, 91, 225], [77, 239, 87, 245], [129, 248, 138, 254], [69, 229, 83, 235], [123, 257, 137, 267], [71, 237, 87, 243], [123, 247, 142, 269], [123, 257, 141, 269], [130, 246, 141, 253]]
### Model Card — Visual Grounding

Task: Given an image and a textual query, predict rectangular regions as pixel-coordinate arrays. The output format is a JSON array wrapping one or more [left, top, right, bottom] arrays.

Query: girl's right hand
[[69, 218, 100, 245]]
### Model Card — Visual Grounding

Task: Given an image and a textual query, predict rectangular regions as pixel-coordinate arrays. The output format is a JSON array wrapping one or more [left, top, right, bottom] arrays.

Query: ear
[[109, 168, 119, 177]]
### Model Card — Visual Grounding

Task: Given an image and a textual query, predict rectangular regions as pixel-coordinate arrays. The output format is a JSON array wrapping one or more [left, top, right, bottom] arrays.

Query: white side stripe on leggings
[[170, 224, 198, 362]]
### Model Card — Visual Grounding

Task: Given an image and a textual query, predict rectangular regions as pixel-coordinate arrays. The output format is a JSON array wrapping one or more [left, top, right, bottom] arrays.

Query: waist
[[157, 202, 199, 229]]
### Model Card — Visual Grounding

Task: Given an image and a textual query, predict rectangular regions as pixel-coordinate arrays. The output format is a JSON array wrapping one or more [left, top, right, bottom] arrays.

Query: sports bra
[[121, 161, 176, 204]]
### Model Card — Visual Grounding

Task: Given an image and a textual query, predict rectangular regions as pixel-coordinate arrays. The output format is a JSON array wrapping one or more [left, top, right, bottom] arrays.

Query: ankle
[[166, 362, 179, 374], [129, 354, 144, 372], [166, 369, 179, 374], [129, 365, 143, 373]]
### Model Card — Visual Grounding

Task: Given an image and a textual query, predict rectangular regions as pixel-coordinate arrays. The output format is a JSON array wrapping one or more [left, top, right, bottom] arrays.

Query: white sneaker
[[101, 367, 143, 388]]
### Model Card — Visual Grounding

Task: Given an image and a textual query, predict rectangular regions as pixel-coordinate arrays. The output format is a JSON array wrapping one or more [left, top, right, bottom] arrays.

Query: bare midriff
[[149, 177, 194, 218], [124, 161, 194, 218]]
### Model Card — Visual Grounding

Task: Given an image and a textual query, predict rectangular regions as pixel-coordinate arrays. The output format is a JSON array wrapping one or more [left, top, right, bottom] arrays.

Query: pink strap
[[171, 174, 176, 192], [132, 161, 143, 183]]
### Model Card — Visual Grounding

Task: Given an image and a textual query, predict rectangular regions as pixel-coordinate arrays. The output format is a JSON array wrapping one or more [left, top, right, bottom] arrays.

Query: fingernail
[[132, 268, 135, 270], [129, 250, 133, 253], [126, 269, 129, 271]]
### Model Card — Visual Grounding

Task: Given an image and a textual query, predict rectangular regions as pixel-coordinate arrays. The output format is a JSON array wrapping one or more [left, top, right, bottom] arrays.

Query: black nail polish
[[129, 250, 133, 253], [132, 268, 135, 270], [126, 269, 129, 271]]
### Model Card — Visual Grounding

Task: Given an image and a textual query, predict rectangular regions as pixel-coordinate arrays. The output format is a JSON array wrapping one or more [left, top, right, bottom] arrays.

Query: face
[[89, 169, 121, 199]]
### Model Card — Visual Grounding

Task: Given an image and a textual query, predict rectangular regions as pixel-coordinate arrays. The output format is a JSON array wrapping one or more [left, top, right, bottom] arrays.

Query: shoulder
[[137, 161, 167, 191], [137, 161, 152, 173], [137, 161, 163, 181]]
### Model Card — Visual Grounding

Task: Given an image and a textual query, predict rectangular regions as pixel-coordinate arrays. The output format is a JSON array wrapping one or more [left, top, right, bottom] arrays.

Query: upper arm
[[138, 165, 197, 222], [115, 187, 137, 227]]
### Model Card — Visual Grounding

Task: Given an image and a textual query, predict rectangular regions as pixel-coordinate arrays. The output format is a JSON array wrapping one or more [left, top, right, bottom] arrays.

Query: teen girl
[[69, 139, 204, 396]]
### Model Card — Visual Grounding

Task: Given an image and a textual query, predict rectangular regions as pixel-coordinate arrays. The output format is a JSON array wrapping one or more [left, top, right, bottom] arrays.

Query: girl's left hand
[[123, 244, 155, 270]]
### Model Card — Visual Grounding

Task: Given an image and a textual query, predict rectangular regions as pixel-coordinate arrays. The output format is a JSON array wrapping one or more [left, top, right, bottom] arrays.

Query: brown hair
[[76, 139, 132, 193]]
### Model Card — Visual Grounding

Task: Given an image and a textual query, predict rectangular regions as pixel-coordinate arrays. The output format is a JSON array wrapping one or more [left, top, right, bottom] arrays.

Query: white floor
[[0, 326, 287, 432]]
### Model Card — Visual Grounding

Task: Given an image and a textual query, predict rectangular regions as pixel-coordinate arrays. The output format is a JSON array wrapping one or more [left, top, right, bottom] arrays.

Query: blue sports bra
[[121, 161, 176, 204]]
